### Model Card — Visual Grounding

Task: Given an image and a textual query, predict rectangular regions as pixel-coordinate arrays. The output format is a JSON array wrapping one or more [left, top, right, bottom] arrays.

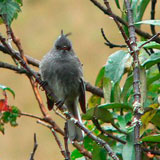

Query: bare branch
[[64, 122, 70, 160], [101, 28, 126, 48], [139, 32, 160, 49], [89, 0, 160, 43], [0, 61, 29, 74], [37, 120, 66, 158], [150, 0, 157, 35], [29, 133, 38, 160]]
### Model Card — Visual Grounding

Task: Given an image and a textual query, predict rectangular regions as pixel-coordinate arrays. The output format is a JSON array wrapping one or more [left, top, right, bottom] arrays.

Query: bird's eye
[[56, 46, 61, 50]]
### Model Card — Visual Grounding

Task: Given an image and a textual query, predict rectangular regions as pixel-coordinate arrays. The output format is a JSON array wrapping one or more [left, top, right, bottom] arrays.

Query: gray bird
[[40, 31, 86, 142]]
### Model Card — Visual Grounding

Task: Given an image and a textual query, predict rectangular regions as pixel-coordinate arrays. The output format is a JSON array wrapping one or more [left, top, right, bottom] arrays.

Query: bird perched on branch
[[40, 31, 86, 142]]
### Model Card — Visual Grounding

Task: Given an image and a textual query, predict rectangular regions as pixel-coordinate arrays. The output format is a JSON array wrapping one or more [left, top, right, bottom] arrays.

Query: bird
[[39, 31, 86, 142]]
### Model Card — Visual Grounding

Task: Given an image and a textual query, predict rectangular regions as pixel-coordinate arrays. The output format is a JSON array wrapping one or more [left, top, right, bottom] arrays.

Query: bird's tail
[[67, 101, 84, 142]]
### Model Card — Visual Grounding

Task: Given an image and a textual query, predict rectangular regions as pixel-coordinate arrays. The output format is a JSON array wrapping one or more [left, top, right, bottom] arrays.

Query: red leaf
[[0, 99, 11, 112]]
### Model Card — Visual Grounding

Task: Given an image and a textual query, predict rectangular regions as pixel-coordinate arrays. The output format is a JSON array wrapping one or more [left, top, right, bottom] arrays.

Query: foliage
[[0, 85, 20, 134], [0, 0, 22, 26]]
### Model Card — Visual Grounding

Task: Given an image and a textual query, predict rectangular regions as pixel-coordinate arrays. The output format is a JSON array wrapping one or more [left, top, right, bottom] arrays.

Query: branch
[[37, 120, 66, 158], [92, 118, 126, 144], [0, 44, 40, 67], [139, 32, 160, 49], [29, 133, 38, 160], [89, 0, 160, 43], [124, 1, 142, 160], [64, 112, 119, 160], [0, 44, 104, 98], [150, 0, 157, 35], [64, 122, 70, 160], [101, 28, 126, 48], [103, 0, 133, 52], [143, 148, 160, 156], [0, 61, 29, 74]]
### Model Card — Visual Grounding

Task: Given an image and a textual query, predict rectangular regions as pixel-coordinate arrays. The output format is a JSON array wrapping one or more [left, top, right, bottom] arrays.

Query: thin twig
[[29, 133, 38, 160], [0, 61, 29, 74], [37, 120, 66, 158], [150, 0, 157, 35], [92, 118, 126, 144], [139, 32, 160, 49], [101, 28, 126, 48], [20, 112, 44, 121], [103, 0, 133, 52], [64, 112, 119, 160], [64, 122, 70, 160], [143, 147, 160, 156], [111, 122, 127, 135], [89, 0, 160, 43]]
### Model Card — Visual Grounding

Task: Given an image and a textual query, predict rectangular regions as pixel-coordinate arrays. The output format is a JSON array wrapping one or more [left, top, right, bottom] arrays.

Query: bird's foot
[[39, 81, 48, 91], [56, 100, 64, 108]]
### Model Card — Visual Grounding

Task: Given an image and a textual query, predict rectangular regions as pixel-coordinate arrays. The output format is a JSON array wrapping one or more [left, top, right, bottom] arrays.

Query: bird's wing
[[45, 91, 54, 110], [79, 78, 86, 113]]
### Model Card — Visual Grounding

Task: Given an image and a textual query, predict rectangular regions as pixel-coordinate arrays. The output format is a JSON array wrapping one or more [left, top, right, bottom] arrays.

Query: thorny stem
[[124, 1, 143, 160], [90, 0, 160, 43]]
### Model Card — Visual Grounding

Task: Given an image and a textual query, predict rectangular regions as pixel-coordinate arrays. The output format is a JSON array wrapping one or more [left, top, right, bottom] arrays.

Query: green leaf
[[137, 41, 160, 49], [84, 136, 94, 152], [151, 110, 160, 128], [98, 103, 132, 111], [103, 77, 112, 103], [0, 84, 15, 98], [114, 0, 121, 9], [92, 143, 107, 160], [0, 0, 21, 25], [105, 50, 130, 84], [135, 20, 160, 26], [125, 112, 132, 124], [147, 74, 160, 88], [2, 112, 11, 123], [135, 0, 150, 23], [113, 82, 121, 103], [122, 132, 135, 160], [95, 66, 105, 87], [88, 95, 101, 108], [120, 74, 133, 103], [71, 149, 83, 160], [142, 134, 160, 142], [142, 52, 160, 69], [140, 67, 147, 105], [82, 107, 113, 123], [15, 0, 23, 6], [140, 104, 158, 136], [0, 123, 4, 134], [117, 116, 127, 132]]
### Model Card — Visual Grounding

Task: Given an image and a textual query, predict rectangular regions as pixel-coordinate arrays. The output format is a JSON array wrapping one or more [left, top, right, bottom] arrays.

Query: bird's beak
[[61, 46, 69, 50]]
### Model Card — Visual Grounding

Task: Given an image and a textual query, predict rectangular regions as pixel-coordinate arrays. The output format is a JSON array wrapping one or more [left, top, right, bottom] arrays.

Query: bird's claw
[[39, 81, 48, 91]]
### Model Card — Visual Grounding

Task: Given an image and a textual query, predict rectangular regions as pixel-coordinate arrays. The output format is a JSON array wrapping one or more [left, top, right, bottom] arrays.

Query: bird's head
[[54, 30, 72, 51]]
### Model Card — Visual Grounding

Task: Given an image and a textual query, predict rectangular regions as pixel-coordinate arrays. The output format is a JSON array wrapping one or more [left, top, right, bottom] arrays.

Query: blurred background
[[0, 0, 159, 159]]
